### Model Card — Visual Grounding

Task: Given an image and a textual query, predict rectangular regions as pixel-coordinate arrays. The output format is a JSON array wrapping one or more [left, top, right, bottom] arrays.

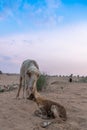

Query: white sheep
[[16, 59, 40, 99]]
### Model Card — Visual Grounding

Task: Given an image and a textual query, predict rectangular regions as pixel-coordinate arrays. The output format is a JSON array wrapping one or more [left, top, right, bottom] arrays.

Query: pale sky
[[0, 0, 87, 76]]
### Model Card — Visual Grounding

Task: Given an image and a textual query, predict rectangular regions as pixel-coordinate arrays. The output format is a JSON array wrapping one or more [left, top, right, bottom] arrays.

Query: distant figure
[[16, 59, 40, 99], [69, 74, 73, 82]]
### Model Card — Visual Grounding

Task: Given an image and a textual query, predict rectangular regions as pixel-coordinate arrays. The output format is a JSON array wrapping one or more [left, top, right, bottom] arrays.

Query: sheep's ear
[[26, 71, 31, 77]]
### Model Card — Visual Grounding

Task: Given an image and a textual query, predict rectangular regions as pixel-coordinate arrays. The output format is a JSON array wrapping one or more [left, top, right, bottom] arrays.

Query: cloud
[[0, 22, 87, 75], [0, 0, 87, 75], [0, 1, 22, 25], [0, 55, 11, 61], [0, 15, 4, 20], [0, 0, 63, 28], [45, 0, 61, 10], [31, 0, 62, 27]]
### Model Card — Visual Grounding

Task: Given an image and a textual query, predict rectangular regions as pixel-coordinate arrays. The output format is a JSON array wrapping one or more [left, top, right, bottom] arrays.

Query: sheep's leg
[[16, 77, 22, 98], [22, 75, 26, 99]]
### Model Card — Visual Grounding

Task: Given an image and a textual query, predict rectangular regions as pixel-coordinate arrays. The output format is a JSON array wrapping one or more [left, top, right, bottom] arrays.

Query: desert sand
[[0, 74, 87, 130]]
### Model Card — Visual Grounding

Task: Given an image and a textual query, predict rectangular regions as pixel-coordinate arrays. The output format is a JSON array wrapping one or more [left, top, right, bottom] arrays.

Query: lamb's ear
[[27, 93, 35, 100], [26, 71, 31, 77]]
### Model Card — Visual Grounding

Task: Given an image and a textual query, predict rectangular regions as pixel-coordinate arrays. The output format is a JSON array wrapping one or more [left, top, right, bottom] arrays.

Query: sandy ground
[[0, 74, 87, 130]]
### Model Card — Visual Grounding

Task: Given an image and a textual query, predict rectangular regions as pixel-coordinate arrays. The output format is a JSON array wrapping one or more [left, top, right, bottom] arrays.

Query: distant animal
[[32, 88, 67, 122], [16, 59, 40, 99], [69, 74, 73, 82]]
